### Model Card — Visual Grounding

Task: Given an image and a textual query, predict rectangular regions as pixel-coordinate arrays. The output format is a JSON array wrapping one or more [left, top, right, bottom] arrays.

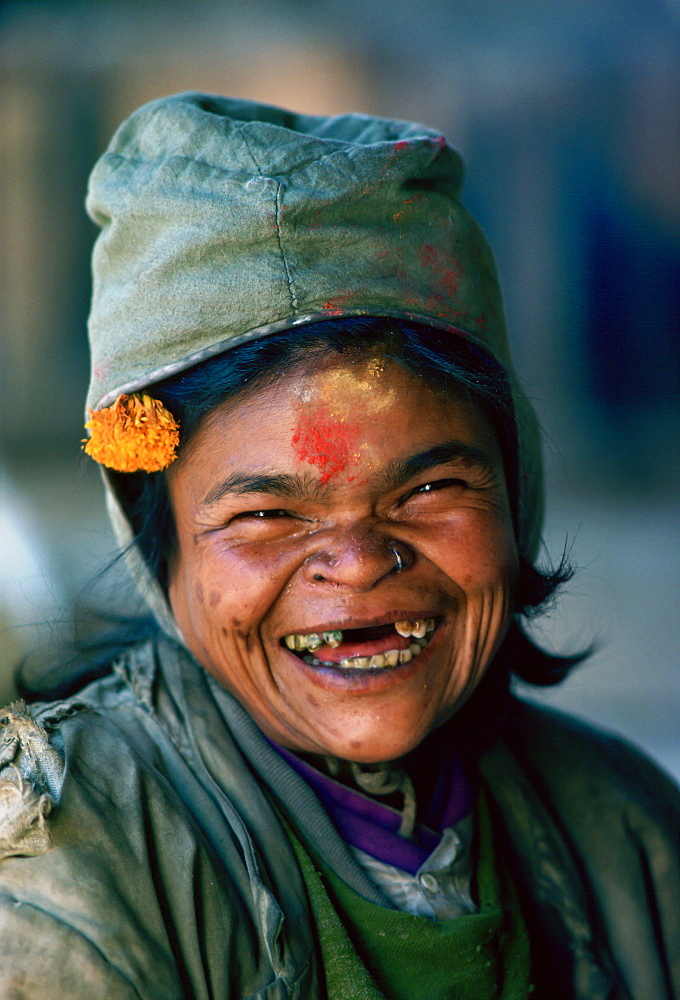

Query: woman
[[0, 93, 678, 999]]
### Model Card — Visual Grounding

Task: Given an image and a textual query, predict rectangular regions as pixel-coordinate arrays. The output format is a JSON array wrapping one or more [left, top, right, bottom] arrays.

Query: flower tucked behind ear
[[83, 393, 179, 472]]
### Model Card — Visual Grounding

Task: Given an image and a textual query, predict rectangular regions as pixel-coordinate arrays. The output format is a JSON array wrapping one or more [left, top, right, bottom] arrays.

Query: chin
[[312, 726, 431, 765]]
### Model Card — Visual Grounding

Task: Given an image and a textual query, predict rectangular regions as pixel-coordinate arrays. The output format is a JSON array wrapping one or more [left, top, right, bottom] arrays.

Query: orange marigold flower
[[83, 393, 180, 472]]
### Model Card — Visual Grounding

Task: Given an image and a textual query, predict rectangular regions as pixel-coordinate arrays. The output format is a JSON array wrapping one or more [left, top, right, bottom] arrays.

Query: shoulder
[[504, 698, 680, 827], [0, 649, 262, 998], [485, 699, 680, 998], [0, 645, 182, 854], [0, 691, 175, 996], [494, 699, 680, 875]]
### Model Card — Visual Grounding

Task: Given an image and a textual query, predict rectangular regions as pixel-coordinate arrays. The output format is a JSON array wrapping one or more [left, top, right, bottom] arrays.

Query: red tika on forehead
[[291, 406, 361, 484]]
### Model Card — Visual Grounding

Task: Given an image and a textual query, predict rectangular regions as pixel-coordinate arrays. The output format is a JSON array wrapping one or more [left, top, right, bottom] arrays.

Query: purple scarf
[[273, 742, 473, 876]]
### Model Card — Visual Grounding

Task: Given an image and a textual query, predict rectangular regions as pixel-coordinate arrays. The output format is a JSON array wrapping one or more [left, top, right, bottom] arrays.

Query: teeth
[[303, 655, 336, 667], [347, 656, 370, 669], [323, 630, 343, 648], [302, 643, 426, 671], [285, 618, 438, 661], [283, 629, 343, 651], [394, 618, 436, 638]]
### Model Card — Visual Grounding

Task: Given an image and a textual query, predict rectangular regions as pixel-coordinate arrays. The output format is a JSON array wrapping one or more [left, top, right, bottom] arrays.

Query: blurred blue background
[[1, 0, 678, 777]]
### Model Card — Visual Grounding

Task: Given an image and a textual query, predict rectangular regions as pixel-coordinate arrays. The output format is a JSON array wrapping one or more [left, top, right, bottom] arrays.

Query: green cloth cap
[[85, 92, 543, 597]]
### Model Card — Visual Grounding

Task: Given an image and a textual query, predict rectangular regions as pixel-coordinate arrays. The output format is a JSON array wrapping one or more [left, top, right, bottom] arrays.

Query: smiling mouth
[[281, 619, 437, 671]]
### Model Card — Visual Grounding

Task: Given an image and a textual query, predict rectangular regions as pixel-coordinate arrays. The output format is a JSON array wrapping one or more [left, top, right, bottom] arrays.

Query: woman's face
[[167, 355, 518, 763]]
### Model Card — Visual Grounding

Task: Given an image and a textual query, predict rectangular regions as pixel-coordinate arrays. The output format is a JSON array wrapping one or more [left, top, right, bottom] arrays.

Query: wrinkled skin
[[168, 356, 518, 763]]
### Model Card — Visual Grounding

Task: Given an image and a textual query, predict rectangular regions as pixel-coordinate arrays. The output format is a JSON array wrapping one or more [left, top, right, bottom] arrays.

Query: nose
[[303, 528, 412, 591]]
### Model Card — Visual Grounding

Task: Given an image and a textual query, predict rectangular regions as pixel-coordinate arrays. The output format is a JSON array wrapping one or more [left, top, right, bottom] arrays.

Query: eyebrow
[[372, 440, 494, 492], [202, 440, 493, 507], [202, 472, 331, 506]]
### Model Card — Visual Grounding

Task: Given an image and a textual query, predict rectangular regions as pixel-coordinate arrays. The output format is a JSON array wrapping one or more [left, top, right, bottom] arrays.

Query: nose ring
[[392, 546, 403, 574]]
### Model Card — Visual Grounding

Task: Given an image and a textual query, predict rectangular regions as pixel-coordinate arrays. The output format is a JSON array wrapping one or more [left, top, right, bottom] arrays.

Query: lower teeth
[[301, 636, 431, 671]]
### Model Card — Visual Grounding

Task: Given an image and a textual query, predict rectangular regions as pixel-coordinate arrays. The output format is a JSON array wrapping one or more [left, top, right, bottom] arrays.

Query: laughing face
[[167, 354, 518, 763]]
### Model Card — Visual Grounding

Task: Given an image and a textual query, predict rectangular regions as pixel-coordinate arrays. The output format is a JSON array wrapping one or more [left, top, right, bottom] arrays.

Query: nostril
[[305, 536, 412, 590]]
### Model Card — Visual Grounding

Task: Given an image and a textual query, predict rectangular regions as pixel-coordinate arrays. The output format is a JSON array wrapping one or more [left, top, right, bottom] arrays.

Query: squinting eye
[[397, 477, 469, 507], [245, 509, 289, 519], [415, 478, 466, 494], [224, 507, 307, 538]]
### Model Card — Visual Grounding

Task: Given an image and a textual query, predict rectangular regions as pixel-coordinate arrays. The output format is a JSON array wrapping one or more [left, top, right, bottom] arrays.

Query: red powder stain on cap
[[322, 291, 356, 316], [291, 406, 360, 483], [394, 140, 410, 151], [419, 244, 461, 297]]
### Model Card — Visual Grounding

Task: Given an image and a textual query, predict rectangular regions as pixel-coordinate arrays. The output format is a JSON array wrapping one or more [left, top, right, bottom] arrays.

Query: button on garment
[[351, 816, 477, 919], [419, 872, 439, 892]]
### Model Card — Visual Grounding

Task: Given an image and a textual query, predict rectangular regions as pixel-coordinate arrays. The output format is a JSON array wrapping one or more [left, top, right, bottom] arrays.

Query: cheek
[[422, 513, 518, 591], [463, 532, 517, 589], [170, 538, 295, 639]]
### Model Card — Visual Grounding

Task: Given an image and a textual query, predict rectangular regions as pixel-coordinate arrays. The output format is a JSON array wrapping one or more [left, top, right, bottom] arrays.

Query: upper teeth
[[395, 619, 428, 638], [283, 619, 435, 652], [284, 630, 343, 652]]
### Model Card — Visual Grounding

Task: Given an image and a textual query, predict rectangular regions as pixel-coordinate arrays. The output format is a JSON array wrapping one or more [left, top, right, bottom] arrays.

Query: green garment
[[283, 795, 532, 1000]]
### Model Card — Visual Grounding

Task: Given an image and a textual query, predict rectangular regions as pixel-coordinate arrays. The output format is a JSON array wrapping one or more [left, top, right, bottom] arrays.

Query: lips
[[281, 618, 438, 671]]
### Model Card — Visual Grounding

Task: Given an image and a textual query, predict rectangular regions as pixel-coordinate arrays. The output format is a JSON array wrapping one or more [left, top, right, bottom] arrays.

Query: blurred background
[[1, 0, 678, 777]]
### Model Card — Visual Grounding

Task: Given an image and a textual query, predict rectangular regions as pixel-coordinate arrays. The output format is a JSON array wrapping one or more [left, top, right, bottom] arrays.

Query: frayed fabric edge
[[0, 702, 65, 860], [0, 765, 54, 860]]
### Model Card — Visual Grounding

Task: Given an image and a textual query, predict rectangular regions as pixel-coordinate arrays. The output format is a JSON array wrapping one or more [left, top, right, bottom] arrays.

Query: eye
[[222, 507, 306, 542], [415, 478, 467, 494], [400, 477, 468, 504], [236, 509, 291, 520]]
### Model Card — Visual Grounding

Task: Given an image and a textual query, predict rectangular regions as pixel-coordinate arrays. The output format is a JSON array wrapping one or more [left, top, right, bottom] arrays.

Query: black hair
[[108, 316, 582, 688]]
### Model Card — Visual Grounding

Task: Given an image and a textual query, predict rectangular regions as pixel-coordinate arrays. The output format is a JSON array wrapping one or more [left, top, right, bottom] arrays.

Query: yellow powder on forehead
[[366, 358, 386, 378], [83, 393, 179, 472], [309, 360, 398, 402]]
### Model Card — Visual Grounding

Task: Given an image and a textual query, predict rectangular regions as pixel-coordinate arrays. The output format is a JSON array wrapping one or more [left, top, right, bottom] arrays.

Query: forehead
[[227, 351, 473, 417], [198, 354, 473, 431], [174, 354, 502, 479]]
